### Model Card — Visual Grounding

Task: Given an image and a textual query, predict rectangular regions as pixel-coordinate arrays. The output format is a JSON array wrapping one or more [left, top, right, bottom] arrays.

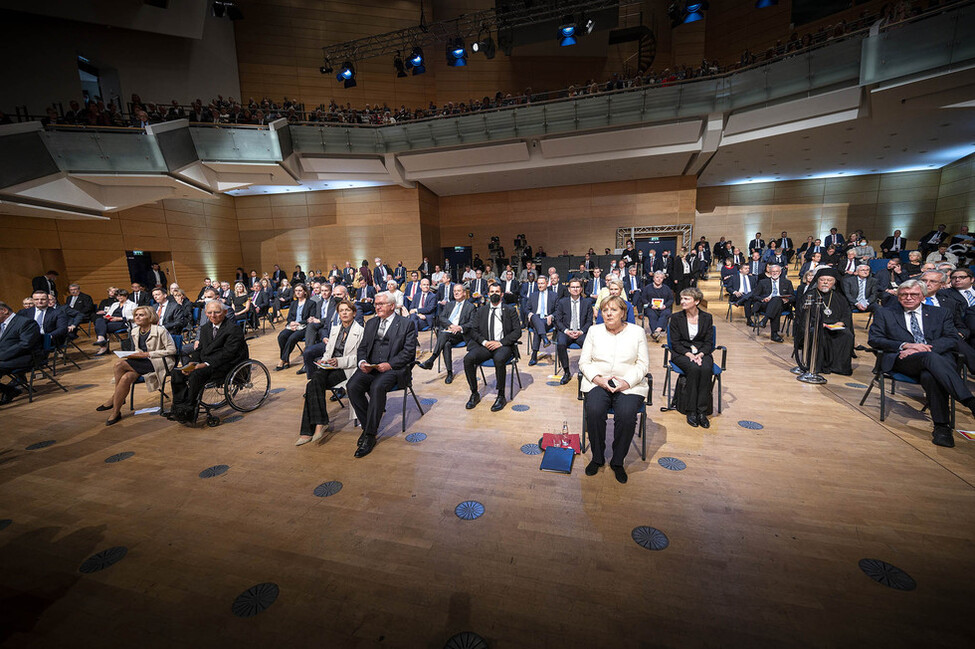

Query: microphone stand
[[796, 290, 827, 384]]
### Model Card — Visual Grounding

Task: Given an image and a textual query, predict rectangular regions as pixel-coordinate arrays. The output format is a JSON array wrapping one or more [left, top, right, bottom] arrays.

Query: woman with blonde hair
[[579, 295, 650, 483], [595, 278, 635, 324], [95, 305, 176, 425]]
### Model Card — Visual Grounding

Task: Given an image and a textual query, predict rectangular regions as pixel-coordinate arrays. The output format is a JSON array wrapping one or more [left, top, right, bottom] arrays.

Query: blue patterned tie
[[909, 311, 925, 344], [966, 290, 975, 307]]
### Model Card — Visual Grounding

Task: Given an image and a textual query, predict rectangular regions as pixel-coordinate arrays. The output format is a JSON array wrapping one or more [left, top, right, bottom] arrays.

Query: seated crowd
[[2, 220, 974, 483]]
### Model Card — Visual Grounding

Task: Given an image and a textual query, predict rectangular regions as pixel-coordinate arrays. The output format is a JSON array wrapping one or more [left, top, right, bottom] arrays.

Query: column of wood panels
[[935, 154, 975, 232]]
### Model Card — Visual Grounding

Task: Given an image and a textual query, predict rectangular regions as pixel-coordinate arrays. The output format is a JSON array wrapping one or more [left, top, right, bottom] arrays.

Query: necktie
[[571, 300, 580, 330], [771, 280, 779, 298], [924, 297, 935, 306], [858, 279, 866, 302], [893, 239, 900, 251], [450, 302, 462, 325], [157, 305, 164, 319], [848, 260, 855, 273], [743, 276, 750, 293], [35, 309, 45, 334], [0, 320, 7, 339], [966, 290, 975, 307], [489, 307, 497, 340], [410, 284, 417, 301], [70, 296, 77, 307], [419, 292, 426, 309], [909, 311, 925, 344], [753, 262, 758, 274], [378, 318, 389, 338], [631, 277, 636, 291]]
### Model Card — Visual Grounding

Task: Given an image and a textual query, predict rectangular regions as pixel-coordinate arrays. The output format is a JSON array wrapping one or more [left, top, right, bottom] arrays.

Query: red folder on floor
[[541, 433, 581, 454]]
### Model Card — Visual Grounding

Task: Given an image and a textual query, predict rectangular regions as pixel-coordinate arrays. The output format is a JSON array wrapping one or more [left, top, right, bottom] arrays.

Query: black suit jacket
[[436, 299, 476, 331], [880, 236, 906, 253], [286, 299, 315, 324], [157, 300, 189, 334], [919, 230, 949, 246], [935, 289, 970, 338], [840, 276, 879, 306], [65, 292, 95, 320], [554, 296, 595, 334], [466, 304, 521, 350], [17, 307, 69, 343], [31, 276, 58, 297], [189, 321, 248, 374], [669, 310, 715, 355], [868, 304, 958, 372], [130, 290, 151, 306], [0, 314, 42, 368], [748, 239, 765, 252], [754, 277, 795, 301], [146, 268, 168, 289], [356, 313, 418, 382]]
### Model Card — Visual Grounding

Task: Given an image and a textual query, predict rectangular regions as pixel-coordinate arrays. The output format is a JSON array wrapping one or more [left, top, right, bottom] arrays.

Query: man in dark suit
[[271, 265, 287, 287], [65, 283, 95, 323], [947, 268, 975, 339], [917, 270, 975, 372], [347, 292, 419, 457], [747, 251, 767, 280], [868, 279, 975, 448], [548, 273, 568, 301], [19, 291, 69, 345], [300, 285, 347, 378], [402, 271, 422, 310], [875, 259, 907, 306], [824, 228, 844, 249], [918, 224, 949, 258], [354, 284, 377, 320], [729, 265, 757, 325], [585, 267, 605, 299], [623, 266, 643, 316], [777, 232, 795, 262], [466, 270, 489, 306], [526, 276, 557, 365], [168, 301, 248, 424], [130, 282, 151, 306], [407, 279, 437, 331], [417, 257, 432, 278], [554, 279, 595, 384], [519, 274, 539, 328], [804, 239, 824, 261], [841, 265, 880, 316], [727, 247, 745, 268], [0, 301, 42, 404], [32, 270, 59, 298], [151, 287, 188, 336], [499, 270, 520, 305], [418, 283, 476, 383], [880, 230, 907, 259], [748, 232, 765, 255], [373, 257, 394, 287], [753, 264, 793, 342], [341, 262, 355, 286], [146, 263, 167, 289], [463, 283, 521, 411]]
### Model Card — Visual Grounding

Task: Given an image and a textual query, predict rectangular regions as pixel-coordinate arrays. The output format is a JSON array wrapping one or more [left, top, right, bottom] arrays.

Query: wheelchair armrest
[[715, 345, 728, 371]]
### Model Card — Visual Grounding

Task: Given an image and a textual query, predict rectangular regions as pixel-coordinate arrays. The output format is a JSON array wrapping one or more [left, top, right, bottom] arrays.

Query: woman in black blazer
[[276, 283, 314, 370], [668, 287, 715, 428], [274, 279, 293, 322]]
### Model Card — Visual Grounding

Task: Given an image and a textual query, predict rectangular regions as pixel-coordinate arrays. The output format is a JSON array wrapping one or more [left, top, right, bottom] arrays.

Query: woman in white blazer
[[579, 295, 650, 484], [95, 305, 177, 425], [295, 299, 364, 445]]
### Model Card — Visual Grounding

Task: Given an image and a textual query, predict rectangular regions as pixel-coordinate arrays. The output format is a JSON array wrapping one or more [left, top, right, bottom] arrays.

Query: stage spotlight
[[320, 59, 333, 75], [405, 47, 426, 75], [393, 52, 408, 78], [558, 17, 577, 46], [337, 61, 356, 87], [683, 2, 708, 23], [446, 38, 467, 67], [472, 35, 496, 59], [755, 0, 778, 7], [584, 17, 595, 34]]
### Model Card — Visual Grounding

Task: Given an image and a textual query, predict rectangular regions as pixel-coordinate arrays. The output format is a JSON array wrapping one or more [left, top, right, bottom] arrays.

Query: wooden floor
[[2, 277, 974, 648]]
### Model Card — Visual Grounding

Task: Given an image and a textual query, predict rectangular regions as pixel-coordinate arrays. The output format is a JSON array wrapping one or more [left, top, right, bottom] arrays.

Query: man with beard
[[463, 283, 521, 412]]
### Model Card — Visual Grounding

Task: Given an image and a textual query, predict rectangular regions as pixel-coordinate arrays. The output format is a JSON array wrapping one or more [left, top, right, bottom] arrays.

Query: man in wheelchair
[[169, 300, 248, 424]]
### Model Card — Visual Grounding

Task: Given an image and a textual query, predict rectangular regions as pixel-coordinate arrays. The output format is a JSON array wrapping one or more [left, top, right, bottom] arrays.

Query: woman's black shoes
[[96, 404, 113, 412], [105, 413, 122, 426]]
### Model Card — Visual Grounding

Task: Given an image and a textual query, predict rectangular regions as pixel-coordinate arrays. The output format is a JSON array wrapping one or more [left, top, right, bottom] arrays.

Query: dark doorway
[[126, 250, 153, 286], [443, 246, 472, 283]]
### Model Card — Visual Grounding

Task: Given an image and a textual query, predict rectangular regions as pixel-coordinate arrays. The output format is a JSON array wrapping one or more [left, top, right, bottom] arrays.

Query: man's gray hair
[[897, 278, 928, 296], [921, 270, 948, 284], [374, 291, 393, 305], [856, 264, 871, 272], [68, 283, 80, 289]]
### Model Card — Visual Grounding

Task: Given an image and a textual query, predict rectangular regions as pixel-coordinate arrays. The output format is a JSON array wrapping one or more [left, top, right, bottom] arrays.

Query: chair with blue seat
[[661, 326, 727, 413], [577, 372, 653, 461], [856, 345, 959, 427], [868, 258, 888, 276], [129, 334, 182, 412], [478, 350, 524, 400], [435, 339, 467, 373]]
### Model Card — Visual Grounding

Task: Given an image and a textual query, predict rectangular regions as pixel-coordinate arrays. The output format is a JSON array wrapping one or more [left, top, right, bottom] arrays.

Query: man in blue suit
[[553, 279, 595, 384], [728, 265, 758, 325], [354, 284, 377, 320], [526, 276, 556, 366], [0, 301, 42, 404], [402, 271, 422, 310], [19, 291, 69, 345], [868, 279, 975, 448], [407, 279, 437, 331]]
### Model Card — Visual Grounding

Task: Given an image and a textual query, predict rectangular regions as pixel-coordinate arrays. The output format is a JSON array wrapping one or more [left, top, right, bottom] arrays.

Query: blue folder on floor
[[540, 446, 575, 474]]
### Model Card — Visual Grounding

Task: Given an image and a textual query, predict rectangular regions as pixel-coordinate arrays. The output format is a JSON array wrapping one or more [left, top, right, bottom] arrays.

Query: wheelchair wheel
[[224, 359, 270, 412], [206, 415, 220, 427], [200, 382, 227, 409]]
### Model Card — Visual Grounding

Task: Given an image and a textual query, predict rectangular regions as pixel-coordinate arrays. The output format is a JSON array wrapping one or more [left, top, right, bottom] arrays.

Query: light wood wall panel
[[437, 176, 698, 261], [235, 185, 426, 274], [0, 195, 242, 306], [695, 170, 943, 252], [935, 154, 975, 232]]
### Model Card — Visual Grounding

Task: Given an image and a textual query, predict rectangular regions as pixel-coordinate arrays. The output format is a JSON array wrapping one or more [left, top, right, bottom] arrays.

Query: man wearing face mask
[[463, 283, 522, 412]]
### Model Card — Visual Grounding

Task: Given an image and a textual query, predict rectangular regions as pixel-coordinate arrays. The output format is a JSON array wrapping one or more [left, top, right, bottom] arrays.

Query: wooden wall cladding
[[235, 184, 425, 272], [437, 176, 698, 260], [936, 154, 975, 232], [695, 170, 943, 250]]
